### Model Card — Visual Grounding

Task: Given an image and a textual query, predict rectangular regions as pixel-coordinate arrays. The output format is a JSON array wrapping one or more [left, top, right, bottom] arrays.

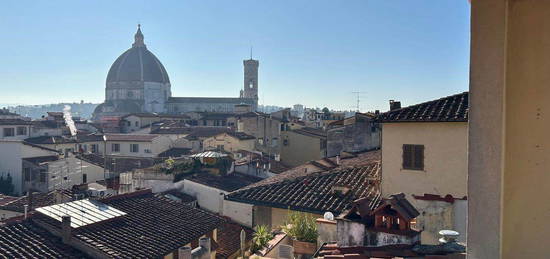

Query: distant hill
[[6, 103, 99, 120]]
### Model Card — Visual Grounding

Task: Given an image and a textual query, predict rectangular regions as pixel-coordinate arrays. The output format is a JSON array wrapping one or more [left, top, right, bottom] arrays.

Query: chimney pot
[[199, 237, 211, 259], [178, 246, 192, 259], [61, 216, 72, 244], [389, 100, 401, 111], [24, 205, 28, 219]]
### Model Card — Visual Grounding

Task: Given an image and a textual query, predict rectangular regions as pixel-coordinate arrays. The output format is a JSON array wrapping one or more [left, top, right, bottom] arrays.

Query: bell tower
[[242, 57, 259, 109]]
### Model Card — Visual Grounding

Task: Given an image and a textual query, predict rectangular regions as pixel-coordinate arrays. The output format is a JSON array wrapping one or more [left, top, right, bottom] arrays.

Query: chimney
[[55, 191, 65, 204], [336, 155, 340, 165], [24, 205, 28, 219], [26, 191, 33, 211], [198, 237, 211, 259], [178, 246, 192, 259], [61, 216, 72, 244], [389, 100, 401, 111]]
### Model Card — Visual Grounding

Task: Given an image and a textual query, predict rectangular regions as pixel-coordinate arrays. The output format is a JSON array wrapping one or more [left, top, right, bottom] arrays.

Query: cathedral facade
[[93, 26, 258, 121]]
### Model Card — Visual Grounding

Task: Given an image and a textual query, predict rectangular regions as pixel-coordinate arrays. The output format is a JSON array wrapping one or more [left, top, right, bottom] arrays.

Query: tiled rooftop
[[185, 172, 263, 192], [226, 162, 381, 214], [0, 119, 33, 125], [291, 127, 327, 139], [243, 150, 380, 190], [105, 134, 158, 142], [377, 92, 469, 123], [0, 222, 88, 258], [0, 190, 73, 213], [215, 220, 254, 259], [33, 190, 225, 258], [225, 131, 256, 140]]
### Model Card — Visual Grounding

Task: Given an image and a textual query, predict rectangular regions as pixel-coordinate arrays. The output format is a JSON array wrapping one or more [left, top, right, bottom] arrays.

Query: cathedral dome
[[106, 25, 170, 85]]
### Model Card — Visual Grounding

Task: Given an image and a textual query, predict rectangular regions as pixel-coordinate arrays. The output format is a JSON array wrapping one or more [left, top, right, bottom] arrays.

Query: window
[[144, 149, 151, 153], [16, 126, 27, 136], [320, 140, 327, 150], [39, 172, 47, 183], [83, 173, 87, 183], [130, 144, 139, 153], [112, 143, 120, 152], [91, 144, 98, 154], [3, 128, 14, 137], [402, 144, 424, 170], [24, 168, 31, 181], [135, 121, 139, 127]]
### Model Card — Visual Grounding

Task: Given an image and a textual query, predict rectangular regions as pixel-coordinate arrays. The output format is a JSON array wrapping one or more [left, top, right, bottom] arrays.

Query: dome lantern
[[132, 24, 145, 48]]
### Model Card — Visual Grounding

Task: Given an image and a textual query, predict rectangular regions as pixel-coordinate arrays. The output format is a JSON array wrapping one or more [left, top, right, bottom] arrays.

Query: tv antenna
[[351, 91, 366, 112]]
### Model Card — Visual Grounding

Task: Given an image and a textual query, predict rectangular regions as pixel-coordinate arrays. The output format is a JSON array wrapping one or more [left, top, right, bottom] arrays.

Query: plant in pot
[[250, 225, 273, 253], [282, 211, 318, 255]]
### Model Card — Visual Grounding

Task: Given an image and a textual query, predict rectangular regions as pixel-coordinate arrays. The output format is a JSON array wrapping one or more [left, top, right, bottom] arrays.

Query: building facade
[[378, 92, 469, 244]]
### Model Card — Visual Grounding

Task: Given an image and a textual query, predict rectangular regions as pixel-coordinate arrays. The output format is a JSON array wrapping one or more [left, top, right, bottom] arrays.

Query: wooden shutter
[[413, 145, 424, 170], [403, 144, 413, 169]]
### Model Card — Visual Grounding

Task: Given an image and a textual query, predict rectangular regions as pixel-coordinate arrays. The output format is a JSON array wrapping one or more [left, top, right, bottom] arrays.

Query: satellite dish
[[324, 212, 334, 220]]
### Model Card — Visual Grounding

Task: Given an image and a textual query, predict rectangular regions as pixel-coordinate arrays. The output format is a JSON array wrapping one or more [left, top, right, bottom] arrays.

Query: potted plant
[[250, 225, 273, 253], [282, 211, 318, 255]]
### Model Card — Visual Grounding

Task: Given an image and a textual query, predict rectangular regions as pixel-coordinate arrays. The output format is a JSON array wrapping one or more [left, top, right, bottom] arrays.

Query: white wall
[[182, 180, 227, 213], [0, 140, 57, 195], [0, 125, 31, 140], [223, 200, 253, 227]]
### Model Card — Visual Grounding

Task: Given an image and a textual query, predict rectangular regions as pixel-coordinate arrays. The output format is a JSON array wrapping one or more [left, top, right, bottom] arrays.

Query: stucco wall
[[223, 200, 253, 227], [182, 180, 227, 213], [280, 131, 326, 167], [381, 122, 467, 244], [237, 116, 281, 155], [0, 141, 57, 195], [381, 122, 468, 198], [203, 134, 255, 153], [469, 1, 550, 258]]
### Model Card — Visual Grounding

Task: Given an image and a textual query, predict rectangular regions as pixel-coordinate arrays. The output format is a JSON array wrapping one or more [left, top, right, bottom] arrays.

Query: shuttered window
[[402, 144, 424, 170]]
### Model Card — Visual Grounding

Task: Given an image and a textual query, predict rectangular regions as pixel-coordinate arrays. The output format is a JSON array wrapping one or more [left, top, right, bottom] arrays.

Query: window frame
[[402, 144, 425, 171], [16, 126, 27, 136], [3, 127, 15, 137], [130, 143, 139, 153], [112, 143, 120, 152]]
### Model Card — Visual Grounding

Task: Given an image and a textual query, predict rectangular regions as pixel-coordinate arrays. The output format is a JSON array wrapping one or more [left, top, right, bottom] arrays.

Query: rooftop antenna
[[351, 91, 366, 112], [250, 46, 253, 60]]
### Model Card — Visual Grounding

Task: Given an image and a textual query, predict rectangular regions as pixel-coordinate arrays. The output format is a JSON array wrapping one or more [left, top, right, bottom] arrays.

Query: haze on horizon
[[0, 0, 470, 112]]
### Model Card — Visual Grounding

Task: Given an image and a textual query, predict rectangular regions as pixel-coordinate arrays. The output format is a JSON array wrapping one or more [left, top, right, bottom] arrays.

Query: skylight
[[36, 199, 126, 228]]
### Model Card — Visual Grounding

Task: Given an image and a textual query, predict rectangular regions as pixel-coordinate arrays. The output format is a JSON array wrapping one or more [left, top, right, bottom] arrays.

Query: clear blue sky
[[0, 0, 470, 112]]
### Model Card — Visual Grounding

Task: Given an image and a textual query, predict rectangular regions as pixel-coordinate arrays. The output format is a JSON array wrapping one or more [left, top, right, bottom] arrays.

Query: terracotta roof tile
[[33, 190, 224, 258], [377, 92, 468, 123], [215, 220, 254, 259], [226, 162, 381, 214], [0, 221, 88, 258]]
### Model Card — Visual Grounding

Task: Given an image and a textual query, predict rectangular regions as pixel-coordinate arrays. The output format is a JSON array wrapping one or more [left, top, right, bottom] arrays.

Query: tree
[[0, 173, 15, 196]]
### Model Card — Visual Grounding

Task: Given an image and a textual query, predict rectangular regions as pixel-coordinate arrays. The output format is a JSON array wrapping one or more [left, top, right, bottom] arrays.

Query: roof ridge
[[382, 91, 468, 114]]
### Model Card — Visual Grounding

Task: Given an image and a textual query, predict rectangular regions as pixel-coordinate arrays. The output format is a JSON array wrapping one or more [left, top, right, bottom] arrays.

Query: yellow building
[[280, 127, 327, 167], [203, 132, 255, 153], [379, 92, 468, 244]]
